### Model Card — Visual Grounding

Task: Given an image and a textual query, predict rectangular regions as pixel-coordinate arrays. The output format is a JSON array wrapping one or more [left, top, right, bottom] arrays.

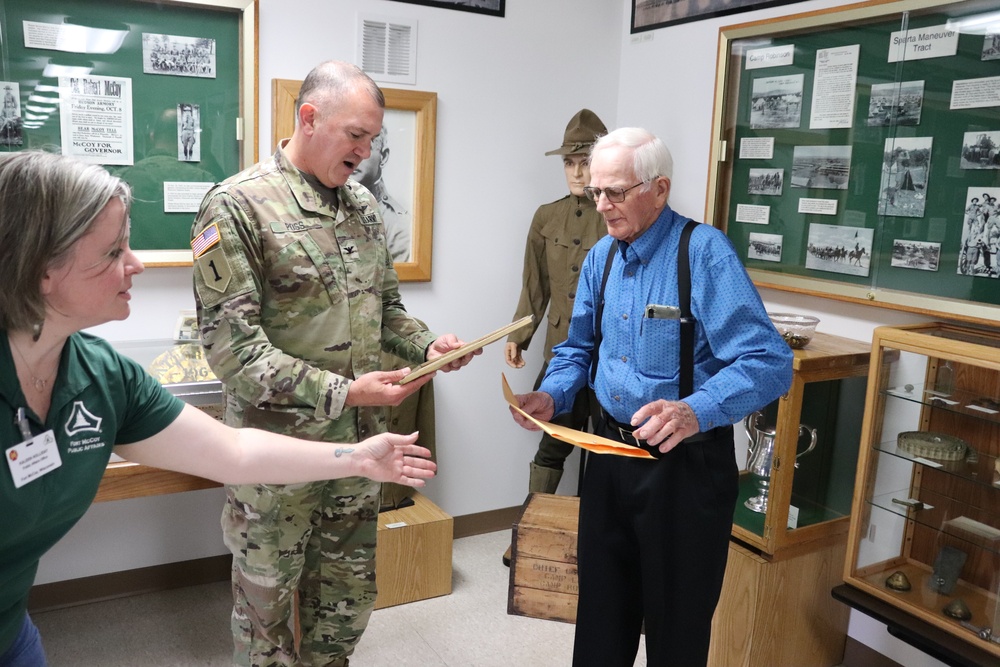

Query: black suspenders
[[591, 219, 700, 399]]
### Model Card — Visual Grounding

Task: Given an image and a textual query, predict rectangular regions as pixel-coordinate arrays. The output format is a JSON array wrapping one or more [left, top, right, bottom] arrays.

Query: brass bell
[[885, 571, 911, 591], [943, 598, 972, 621]]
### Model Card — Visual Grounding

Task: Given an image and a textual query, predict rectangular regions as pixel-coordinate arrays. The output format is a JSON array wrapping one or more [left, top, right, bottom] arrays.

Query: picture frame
[[386, 0, 504, 18], [704, 0, 1000, 326], [631, 0, 802, 33], [0, 0, 258, 268], [272, 80, 437, 282]]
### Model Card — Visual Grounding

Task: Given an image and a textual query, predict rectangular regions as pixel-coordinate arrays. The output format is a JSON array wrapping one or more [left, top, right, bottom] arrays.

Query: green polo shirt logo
[[64, 401, 102, 436]]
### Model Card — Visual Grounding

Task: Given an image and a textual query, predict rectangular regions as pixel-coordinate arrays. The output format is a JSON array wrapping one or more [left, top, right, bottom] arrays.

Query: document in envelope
[[501, 374, 654, 459], [399, 316, 534, 384]]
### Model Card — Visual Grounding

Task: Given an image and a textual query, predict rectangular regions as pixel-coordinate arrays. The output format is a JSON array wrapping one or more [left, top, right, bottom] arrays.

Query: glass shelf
[[884, 383, 1000, 428], [869, 488, 1000, 557], [873, 439, 1000, 493]]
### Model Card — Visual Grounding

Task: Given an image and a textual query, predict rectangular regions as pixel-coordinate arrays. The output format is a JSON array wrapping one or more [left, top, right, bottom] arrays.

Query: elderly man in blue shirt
[[509, 127, 793, 667]]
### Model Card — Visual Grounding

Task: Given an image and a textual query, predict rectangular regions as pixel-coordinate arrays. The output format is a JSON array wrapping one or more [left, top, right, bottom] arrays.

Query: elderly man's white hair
[[591, 127, 674, 191]]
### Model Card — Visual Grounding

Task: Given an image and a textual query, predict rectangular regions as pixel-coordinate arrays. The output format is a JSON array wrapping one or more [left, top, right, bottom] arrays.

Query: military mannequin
[[503, 109, 607, 565], [380, 320, 436, 511]]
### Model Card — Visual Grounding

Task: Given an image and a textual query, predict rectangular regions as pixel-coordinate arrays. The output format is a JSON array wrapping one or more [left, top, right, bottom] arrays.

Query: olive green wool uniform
[[192, 144, 436, 667], [507, 194, 605, 486]]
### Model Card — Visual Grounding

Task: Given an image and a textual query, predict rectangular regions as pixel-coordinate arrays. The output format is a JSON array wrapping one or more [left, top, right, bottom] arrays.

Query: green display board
[[0, 0, 253, 261], [708, 0, 1000, 323]]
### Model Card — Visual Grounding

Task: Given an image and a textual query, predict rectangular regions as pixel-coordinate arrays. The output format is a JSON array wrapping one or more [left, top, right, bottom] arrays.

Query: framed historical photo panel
[[705, 0, 1000, 325], [1, 0, 258, 267], [632, 0, 805, 33]]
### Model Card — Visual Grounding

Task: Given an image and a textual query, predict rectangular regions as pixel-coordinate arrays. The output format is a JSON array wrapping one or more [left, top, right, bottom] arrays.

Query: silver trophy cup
[[743, 411, 818, 513]]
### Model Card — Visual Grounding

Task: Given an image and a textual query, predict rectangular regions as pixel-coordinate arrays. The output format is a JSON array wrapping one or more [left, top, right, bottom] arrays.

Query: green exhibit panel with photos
[[0, 0, 254, 262], [706, 0, 1000, 324]]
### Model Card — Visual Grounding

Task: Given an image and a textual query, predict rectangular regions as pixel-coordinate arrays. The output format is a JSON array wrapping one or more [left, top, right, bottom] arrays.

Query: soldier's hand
[[504, 342, 525, 369], [631, 399, 700, 454], [353, 431, 436, 487], [346, 369, 432, 407], [508, 391, 555, 431], [426, 334, 479, 372]]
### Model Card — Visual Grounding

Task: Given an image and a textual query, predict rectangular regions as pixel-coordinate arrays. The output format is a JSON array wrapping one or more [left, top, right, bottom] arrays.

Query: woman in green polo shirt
[[0, 150, 439, 667]]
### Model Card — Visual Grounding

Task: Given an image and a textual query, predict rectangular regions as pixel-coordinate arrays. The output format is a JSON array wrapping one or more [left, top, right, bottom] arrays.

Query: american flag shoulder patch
[[191, 223, 221, 258]]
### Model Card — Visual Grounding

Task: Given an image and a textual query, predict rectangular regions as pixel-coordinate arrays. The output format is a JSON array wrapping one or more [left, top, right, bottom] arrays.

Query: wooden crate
[[375, 491, 453, 609], [507, 493, 580, 623]]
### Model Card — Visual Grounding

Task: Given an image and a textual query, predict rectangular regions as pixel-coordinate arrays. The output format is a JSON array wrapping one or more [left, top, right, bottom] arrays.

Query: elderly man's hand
[[631, 399, 700, 454], [508, 391, 555, 431]]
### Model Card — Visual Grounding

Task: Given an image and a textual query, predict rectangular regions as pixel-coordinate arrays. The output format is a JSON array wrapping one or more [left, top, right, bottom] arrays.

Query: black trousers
[[572, 421, 737, 667]]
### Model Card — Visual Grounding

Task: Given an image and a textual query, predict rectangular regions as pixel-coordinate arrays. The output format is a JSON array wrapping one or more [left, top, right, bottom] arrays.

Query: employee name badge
[[6, 430, 61, 488]]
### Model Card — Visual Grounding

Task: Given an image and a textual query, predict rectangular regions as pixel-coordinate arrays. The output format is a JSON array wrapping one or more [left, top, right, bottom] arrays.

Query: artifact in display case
[[706, 0, 1000, 325], [844, 323, 1000, 659], [731, 331, 869, 557]]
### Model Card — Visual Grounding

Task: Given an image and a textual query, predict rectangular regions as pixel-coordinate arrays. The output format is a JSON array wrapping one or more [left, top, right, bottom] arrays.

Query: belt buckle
[[617, 425, 641, 447]]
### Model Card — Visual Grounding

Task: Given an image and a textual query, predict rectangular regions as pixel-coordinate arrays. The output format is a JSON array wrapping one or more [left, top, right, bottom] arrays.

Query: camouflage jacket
[[191, 143, 436, 442], [507, 194, 605, 363]]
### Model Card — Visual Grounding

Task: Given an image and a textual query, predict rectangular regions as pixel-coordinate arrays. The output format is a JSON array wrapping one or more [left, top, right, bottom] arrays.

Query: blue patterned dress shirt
[[538, 204, 793, 432]]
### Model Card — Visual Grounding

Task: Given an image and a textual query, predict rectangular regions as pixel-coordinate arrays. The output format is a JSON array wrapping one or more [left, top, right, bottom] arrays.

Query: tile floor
[[32, 530, 647, 666]]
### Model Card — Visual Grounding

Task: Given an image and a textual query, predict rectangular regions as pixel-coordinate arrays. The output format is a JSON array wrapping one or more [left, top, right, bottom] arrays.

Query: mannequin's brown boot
[[503, 462, 563, 566]]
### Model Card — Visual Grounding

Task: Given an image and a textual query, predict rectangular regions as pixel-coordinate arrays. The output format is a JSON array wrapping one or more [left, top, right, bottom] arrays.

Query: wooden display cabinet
[[843, 323, 1000, 660], [712, 331, 871, 667], [732, 331, 871, 558]]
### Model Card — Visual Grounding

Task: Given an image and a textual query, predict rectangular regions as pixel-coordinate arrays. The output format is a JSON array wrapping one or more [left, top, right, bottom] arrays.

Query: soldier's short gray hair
[[0, 150, 131, 331], [296, 60, 385, 119]]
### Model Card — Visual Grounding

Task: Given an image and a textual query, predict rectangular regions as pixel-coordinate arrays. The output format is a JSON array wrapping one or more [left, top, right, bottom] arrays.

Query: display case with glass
[[733, 331, 870, 557], [844, 323, 1000, 659], [96, 338, 223, 502]]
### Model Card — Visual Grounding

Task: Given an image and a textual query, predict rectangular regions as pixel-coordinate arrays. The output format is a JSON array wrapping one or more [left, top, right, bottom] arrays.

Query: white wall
[[37, 1, 959, 663]]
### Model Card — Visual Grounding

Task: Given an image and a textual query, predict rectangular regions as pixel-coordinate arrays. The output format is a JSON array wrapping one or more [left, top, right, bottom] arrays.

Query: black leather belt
[[598, 409, 731, 451]]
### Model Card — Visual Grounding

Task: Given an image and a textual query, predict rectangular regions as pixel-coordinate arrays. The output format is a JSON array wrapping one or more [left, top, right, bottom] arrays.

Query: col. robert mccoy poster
[[59, 75, 133, 166]]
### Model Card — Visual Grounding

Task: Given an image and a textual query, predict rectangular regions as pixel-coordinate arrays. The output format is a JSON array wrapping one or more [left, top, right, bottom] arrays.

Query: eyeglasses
[[583, 182, 646, 203]]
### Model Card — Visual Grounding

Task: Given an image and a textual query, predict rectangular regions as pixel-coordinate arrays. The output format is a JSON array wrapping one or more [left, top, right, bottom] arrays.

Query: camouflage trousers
[[221, 476, 381, 667]]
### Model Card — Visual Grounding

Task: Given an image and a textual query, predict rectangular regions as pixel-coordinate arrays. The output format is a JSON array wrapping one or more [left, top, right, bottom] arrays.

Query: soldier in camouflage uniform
[[191, 61, 472, 667], [502, 109, 607, 566]]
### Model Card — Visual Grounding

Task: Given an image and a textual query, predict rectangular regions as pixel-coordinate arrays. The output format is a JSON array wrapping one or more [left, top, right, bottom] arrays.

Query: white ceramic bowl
[[768, 313, 820, 349]]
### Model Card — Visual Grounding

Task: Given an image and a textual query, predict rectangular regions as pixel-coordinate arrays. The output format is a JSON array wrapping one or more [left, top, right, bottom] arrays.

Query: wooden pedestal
[[375, 491, 453, 609], [710, 539, 849, 667]]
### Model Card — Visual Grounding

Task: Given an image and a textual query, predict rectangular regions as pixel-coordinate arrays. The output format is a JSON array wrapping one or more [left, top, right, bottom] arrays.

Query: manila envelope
[[501, 374, 654, 460]]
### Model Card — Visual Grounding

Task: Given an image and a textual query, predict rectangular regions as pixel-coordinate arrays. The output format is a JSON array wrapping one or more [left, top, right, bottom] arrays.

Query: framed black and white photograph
[[142, 32, 217, 78], [891, 239, 940, 271], [750, 74, 803, 129], [0, 80, 23, 146], [748, 168, 783, 196], [878, 136, 932, 218], [791, 145, 852, 190], [273, 81, 437, 282], [387, 0, 504, 17], [983, 32, 1000, 61], [632, 0, 803, 33], [960, 130, 1000, 169], [805, 223, 874, 277], [177, 103, 201, 162], [866, 80, 924, 127], [748, 232, 782, 262], [957, 186, 999, 278]]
